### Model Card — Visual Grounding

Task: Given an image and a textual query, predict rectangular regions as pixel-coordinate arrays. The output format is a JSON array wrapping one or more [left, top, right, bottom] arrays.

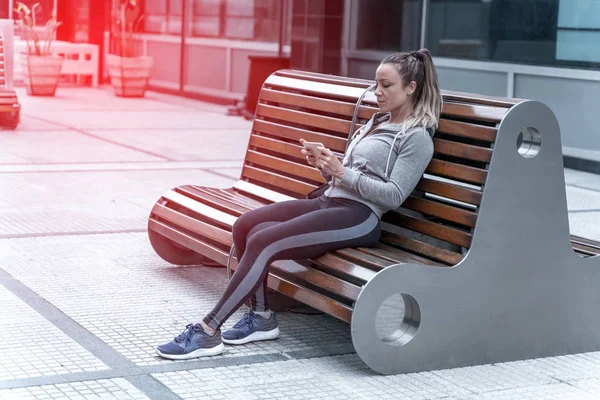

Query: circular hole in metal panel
[[517, 127, 542, 158], [375, 293, 421, 346]]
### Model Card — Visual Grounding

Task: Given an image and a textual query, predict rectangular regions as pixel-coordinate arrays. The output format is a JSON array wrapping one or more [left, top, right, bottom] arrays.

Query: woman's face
[[374, 63, 415, 114]]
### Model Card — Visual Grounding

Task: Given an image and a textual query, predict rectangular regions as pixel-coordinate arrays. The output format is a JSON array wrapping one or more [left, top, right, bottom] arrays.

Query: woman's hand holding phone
[[300, 138, 324, 168], [299, 139, 344, 179]]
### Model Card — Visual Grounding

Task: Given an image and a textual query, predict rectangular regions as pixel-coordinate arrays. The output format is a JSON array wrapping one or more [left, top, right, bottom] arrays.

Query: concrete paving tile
[[0, 232, 352, 367], [571, 377, 600, 397], [27, 110, 252, 131], [87, 127, 251, 161], [0, 378, 149, 400], [566, 186, 600, 212], [153, 355, 471, 400], [0, 130, 163, 164], [0, 286, 108, 380], [568, 211, 600, 241], [15, 87, 228, 114], [478, 382, 599, 399], [0, 169, 235, 236], [5, 115, 66, 131], [565, 169, 600, 192]]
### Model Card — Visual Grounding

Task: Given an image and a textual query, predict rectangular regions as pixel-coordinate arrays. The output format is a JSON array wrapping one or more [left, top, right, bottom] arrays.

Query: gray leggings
[[202, 196, 381, 330]]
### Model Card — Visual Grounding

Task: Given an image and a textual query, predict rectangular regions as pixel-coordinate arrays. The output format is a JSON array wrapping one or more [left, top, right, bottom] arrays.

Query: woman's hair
[[380, 48, 442, 130]]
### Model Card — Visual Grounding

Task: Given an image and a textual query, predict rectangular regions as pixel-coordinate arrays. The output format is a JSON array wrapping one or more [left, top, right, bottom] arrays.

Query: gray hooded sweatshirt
[[323, 112, 434, 219]]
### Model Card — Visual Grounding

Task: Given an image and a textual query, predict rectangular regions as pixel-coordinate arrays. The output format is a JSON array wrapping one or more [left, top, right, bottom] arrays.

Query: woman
[[156, 49, 442, 360]]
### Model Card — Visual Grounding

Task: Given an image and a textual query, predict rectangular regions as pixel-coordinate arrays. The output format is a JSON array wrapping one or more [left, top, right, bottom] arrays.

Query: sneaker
[[222, 309, 280, 345], [156, 323, 224, 360]]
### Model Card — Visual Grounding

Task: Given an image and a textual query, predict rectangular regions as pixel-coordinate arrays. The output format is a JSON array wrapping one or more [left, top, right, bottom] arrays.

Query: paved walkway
[[0, 86, 599, 399]]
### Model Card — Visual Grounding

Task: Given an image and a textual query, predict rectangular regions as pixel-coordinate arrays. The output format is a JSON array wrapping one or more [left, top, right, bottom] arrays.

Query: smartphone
[[302, 141, 323, 155]]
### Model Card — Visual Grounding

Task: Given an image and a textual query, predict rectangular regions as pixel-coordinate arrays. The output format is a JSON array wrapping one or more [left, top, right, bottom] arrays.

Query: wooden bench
[[148, 69, 600, 374], [0, 20, 20, 130]]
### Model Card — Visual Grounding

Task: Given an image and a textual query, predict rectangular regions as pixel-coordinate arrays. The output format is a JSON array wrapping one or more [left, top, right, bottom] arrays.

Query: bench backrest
[[0, 20, 15, 90], [242, 69, 520, 265], [0, 26, 6, 89]]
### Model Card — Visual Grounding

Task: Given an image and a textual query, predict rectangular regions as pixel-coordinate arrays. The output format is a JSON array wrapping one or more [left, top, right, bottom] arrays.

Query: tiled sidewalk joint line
[[206, 168, 240, 181], [284, 345, 356, 360], [0, 353, 289, 390], [567, 183, 600, 194], [0, 161, 242, 174], [0, 268, 176, 398], [0, 229, 148, 240], [568, 209, 600, 214], [23, 115, 175, 162], [0, 267, 350, 395]]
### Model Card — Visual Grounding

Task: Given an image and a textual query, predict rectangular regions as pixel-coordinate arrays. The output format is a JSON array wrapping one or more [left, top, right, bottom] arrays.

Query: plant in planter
[[107, 0, 153, 97], [14, 1, 63, 96]]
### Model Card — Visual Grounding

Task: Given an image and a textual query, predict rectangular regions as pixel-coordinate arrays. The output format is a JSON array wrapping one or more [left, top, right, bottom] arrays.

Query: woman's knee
[[244, 229, 276, 255]]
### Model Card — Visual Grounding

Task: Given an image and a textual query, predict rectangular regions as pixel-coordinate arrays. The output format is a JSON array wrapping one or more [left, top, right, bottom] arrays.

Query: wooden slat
[[161, 190, 237, 227], [364, 243, 441, 266], [379, 231, 463, 265], [268, 260, 361, 301], [265, 273, 353, 323], [402, 196, 478, 228], [0, 105, 19, 112], [310, 253, 377, 283], [248, 136, 344, 174], [572, 243, 598, 257], [234, 180, 295, 204], [426, 159, 488, 185], [434, 138, 492, 163], [570, 235, 600, 250], [229, 257, 361, 301], [249, 134, 343, 162], [265, 74, 367, 102], [570, 234, 600, 257], [382, 212, 473, 248], [276, 69, 373, 89], [189, 186, 265, 210], [252, 119, 347, 152], [442, 101, 507, 123], [245, 150, 323, 183], [148, 220, 229, 266], [242, 165, 315, 196], [442, 89, 522, 107], [257, 104, 352, 135], [259, 88, 357, 118], [437, 119, 497, 142], [416, 178, 482, 206], [176, 186, 249, 217], [151, 203, 233, 247], [334, 248, 394, 271]]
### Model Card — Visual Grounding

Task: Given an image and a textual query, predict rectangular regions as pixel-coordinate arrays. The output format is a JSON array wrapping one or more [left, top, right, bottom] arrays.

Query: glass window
[[426, 0, 600, 69], [556, 0, 600, 64], [191, 0, 283, 41], [353, 0, 423, 51], [143, 0, 182, 34], [191, 0, 222, 37], [141, 0, 285, 41]]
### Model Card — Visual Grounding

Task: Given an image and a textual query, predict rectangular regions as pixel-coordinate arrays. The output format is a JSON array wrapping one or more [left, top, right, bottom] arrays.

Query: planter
[[20, 54, 64, 96], [106, 55, 153, 97]]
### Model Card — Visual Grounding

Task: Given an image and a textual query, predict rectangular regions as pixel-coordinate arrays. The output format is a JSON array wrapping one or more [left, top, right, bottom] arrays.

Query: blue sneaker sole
[[155, 342, 224, 360], [221, 327, 280, 345]]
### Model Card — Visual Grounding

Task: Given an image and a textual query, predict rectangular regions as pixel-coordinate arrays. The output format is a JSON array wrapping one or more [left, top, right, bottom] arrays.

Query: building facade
[[341, 0, 600, 171], [132, 0, 600, 171]]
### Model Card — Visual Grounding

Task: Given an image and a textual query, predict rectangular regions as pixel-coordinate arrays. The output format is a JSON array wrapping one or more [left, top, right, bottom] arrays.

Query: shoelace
[[233, 312, 255, 330], [174, 324, 199, 343]]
